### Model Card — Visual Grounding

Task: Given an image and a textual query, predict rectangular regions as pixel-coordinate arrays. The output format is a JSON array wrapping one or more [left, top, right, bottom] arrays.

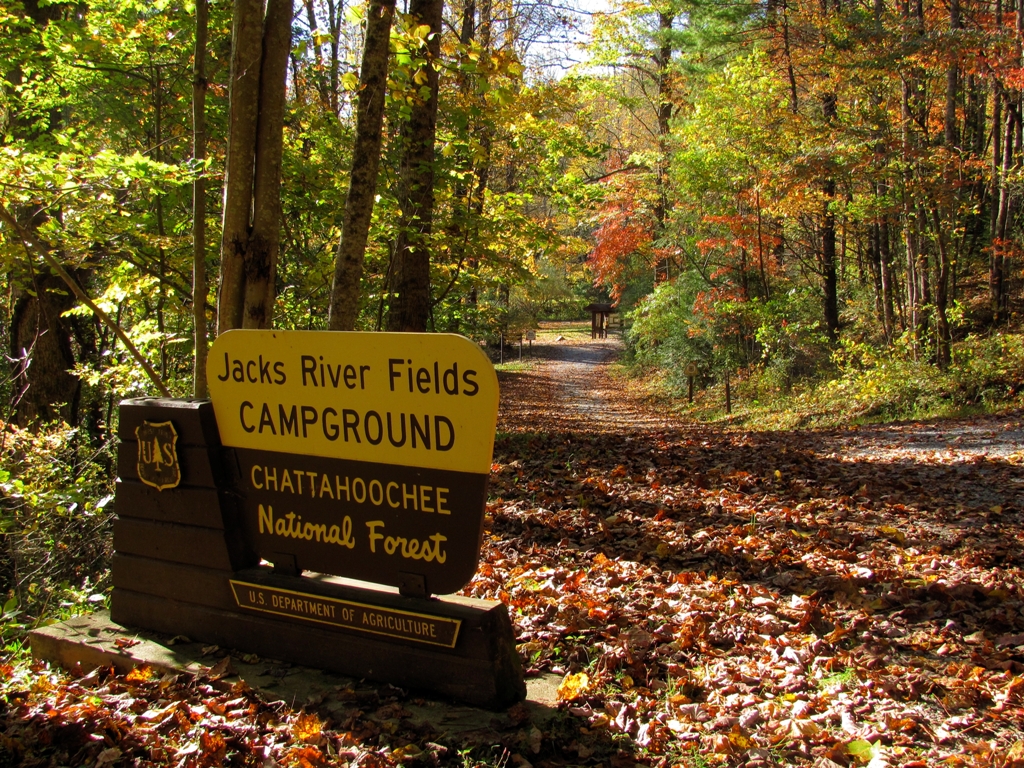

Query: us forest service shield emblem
[[136, 421, 181, 491]]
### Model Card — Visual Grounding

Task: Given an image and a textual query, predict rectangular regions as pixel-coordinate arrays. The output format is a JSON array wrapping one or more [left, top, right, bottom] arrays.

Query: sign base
[[111, 398, 524, 710], [111, 559, 525, 710]]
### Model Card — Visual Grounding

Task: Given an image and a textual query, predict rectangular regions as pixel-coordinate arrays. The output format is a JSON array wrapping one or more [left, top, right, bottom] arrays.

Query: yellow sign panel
[[207, 331, 498, 474]]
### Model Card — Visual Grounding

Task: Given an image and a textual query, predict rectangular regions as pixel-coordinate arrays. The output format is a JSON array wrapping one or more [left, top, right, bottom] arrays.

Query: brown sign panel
[[135, 421, 181, 491], [232, 448, 488, 595], [229, 580, 461, 648]]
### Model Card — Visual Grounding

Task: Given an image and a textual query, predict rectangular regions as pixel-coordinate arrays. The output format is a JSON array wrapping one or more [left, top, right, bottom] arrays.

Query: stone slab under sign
[[29, 611, 560, 731]]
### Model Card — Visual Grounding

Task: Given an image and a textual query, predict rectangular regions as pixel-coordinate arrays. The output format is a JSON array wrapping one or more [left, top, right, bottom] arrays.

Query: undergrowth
[[635, 330, 1024, 429], [0, 422, 117, 649]]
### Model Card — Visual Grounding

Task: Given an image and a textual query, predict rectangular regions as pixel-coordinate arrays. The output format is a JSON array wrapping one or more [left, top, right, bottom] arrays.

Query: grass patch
[[535, 321, 595, 341], [819, 667, 857, 691], [494, 360, 536, 373]]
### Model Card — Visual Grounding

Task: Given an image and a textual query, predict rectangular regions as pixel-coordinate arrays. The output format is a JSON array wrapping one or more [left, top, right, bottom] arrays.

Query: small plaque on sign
[[525, 330, 536, 341], [229, 580, 461, 648], [135, 421, 181, 491]]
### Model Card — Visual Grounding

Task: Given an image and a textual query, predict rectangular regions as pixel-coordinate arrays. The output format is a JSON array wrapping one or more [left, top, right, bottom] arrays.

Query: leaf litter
[[1, 334, 1023, 767]]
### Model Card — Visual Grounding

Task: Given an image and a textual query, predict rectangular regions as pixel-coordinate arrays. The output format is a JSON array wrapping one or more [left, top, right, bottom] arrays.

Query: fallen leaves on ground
[[476, 336, 1024, 765], [1, 335, 1022, 767]]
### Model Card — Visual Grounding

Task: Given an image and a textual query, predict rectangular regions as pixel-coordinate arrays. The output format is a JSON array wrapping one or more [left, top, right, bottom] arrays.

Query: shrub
[[0, 421, 116, 641]]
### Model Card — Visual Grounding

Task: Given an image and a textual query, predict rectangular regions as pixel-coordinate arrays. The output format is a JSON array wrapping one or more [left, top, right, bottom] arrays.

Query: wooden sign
[[107, 392, 525, 709], [207, 331, 498, 596]]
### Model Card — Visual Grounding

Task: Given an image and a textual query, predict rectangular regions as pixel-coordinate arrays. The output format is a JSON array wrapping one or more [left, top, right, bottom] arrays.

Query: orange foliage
[[587, 175, 657, 301]]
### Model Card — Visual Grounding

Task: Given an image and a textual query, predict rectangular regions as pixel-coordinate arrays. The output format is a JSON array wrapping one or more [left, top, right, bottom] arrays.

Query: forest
[[1, 0, 1023, 763], [3, 0, 1024, 429]]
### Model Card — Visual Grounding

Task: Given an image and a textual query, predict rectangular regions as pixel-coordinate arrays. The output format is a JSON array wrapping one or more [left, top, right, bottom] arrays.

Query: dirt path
[[498, 329, 1023, 509], [497, 330, 680, 434]]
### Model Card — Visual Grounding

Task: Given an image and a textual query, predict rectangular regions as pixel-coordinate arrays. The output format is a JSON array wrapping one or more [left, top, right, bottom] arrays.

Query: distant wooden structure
[[586, 303, 615, 339]]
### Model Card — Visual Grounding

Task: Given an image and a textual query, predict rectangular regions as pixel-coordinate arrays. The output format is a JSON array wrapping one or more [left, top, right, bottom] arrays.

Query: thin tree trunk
[[218, 0, 264, 333], [153, 65, 169, 380], [302, 0, 330, 108], [780, 3, 798, 113], [244, 0, 293, 329], [821, 93, 839, 342], [217, 0, 293, 333], [916, 208, 931, 345], [327, 0, 397, 330], [905, 208, 918, 357], [944, 0, 960, 148], [993, 96, 1017, 321], [930, 208, 952, 367], [443, 0, 492, 321], [653, 11, 674, 282], [328, 0, 341, 116], [193, 0, 209, 397], [387, 0, 443, 332], [992, 0, 1023, 321], [879, 214, 895, 339]]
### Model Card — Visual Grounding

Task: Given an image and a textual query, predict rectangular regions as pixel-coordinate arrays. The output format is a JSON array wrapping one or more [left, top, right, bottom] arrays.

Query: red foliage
[[587, 176, 657, 301]]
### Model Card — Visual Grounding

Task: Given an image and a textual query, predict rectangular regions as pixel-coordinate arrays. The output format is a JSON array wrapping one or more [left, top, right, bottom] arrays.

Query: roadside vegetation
[[624, 323, 1024, 431]]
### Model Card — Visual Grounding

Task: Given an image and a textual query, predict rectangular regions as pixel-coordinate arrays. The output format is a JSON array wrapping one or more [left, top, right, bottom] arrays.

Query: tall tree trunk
[[905, 208, 918, 356], [327, 0, 341, 116], [217, 0, 293, 333], [930, 208, 952, 367], [153, 65, 169, 380], [944, 0, 960, 148], [653, 11, 674, 282], [7, 0, 82, 427], [991, 0, 1023, 321], [244, 0, 293, 328], [218, 0, 264, 332], [302, 0, 330, 108], [776, 0, 799, 113], [193, 0, 210, 397], [879, 214, 896, 338], [993, 95, 1018, 323], [821, 93, 840, 342], [327, 0, 397, 330], [915, 208, 931, 345], [872, 0, 895, 343], [440, 0, 493, 322], [387, 0, 443, 333]]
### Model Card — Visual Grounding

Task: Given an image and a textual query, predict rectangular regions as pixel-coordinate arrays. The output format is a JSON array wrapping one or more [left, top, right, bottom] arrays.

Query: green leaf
[[846, 740, 876, 763]]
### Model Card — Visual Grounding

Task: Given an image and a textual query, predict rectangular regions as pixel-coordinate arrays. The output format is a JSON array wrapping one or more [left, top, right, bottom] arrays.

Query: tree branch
[[0, 203, 171, 397]]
